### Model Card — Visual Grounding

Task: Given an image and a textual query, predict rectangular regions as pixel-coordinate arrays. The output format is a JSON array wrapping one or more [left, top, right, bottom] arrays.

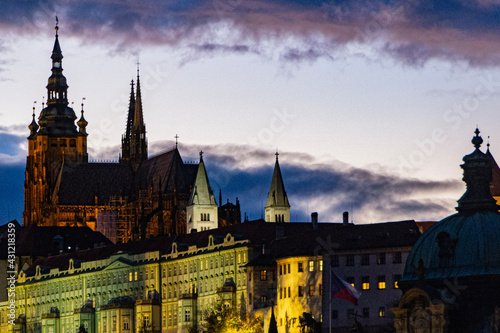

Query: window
[[363, 308, 369, 318], [309, 285, 315, 296], [319, 260, 323, 271], [288, 287, 291, 298], [378, 276, 386, 289], [346, 277, 355, 287], [145, 271, 148, 280], [298, 263, 303, 272], [362, 276, 370, 290], [308, 260, 314, 272], [129, 272, 132, 282], [260, 296, 267, 303], [393, 251, 402, 264], [185, 309, 191, 322], [394, 274, 401, 289], [332, 255, 339, 267], [377, 253, 386, 265], [346, 254, 355, 266], [332, 310, 338, 319], [279, 265, 283, 275], [379, 307, 385, 317], [280, 288, 283, 299], [298, 286, 304, 297], [260, 270, 267, 281], [319, 283, 323, 296], [361, 254, 370, 266], [112, 317, 117, 331], [288, 264, 291, 274], [249, 293, 252, 304], [134, 271, 138, 281]]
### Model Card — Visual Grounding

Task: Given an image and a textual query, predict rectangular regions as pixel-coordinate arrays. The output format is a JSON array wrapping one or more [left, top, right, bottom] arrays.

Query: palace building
[[23, 23, 229, 243]]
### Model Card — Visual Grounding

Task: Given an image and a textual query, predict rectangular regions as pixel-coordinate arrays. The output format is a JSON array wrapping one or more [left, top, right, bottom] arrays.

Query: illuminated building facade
[[1, 219, 423, 333]]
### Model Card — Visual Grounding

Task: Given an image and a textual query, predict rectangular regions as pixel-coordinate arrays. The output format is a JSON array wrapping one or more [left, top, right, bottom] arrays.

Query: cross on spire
[[275, 150, 279, 160], [200, 151, 204, 160], [175, 134, 179, 148]]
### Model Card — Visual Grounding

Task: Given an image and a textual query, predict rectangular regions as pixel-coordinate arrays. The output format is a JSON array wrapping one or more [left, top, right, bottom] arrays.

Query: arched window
[[207, 214, 210, 221]]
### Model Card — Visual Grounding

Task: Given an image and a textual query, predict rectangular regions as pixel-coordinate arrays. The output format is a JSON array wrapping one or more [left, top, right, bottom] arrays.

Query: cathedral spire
[[265, 151, 290, 222], [46, 17, 68, 106], [120, 65, 147, 168], [37, 18, 78, 136], [133, 64, 144, 129]]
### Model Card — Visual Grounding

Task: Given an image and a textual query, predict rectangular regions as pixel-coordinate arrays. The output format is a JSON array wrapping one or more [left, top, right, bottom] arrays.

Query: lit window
[[298, 263, 303, 272], [260, 296, 267, 303], [260, 270, 267, 281], [362, 276, 370, 290], [129, 272, 132, 282], [378, 276, 386, 290], [394, 274, 401, 289], [319, 260, 323, 271], [135, 272, 138, 281], [308, 261, 314, 272], [379, 307, 385, 317], [309, 285, 315, 296]]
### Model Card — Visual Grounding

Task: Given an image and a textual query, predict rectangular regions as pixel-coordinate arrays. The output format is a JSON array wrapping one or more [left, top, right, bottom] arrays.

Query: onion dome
[[28, 106, 39, 137], [402, 128, 500, 282], [77, 99, 88, 135]]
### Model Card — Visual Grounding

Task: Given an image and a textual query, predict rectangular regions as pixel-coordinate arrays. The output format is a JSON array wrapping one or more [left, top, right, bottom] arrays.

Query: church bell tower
[[24, 19, 88, 225]]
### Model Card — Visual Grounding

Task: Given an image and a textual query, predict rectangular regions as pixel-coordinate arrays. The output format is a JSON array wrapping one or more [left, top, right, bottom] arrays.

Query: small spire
[[77, 97, 88, 135], [487, 136, 491, 151], [275, 150, 279, 161], [199, 151, 204, 161], [29, 101, 39, 136], [175, 134, 179, 148], [55, 15, 59, 37]]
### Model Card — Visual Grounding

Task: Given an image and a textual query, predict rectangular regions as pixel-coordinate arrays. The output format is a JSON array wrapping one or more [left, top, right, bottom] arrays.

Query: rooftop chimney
[[311, 212, 318, 230], [343, 211, 349, 226]]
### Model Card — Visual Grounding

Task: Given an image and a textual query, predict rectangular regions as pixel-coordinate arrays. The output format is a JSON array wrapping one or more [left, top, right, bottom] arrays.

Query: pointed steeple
[[186, 152, 218, 233], [120, 80, 135, 163], [457, 128, 499, 213], [120, 65, 147, 169], [265, 151, 290, 222], [134, 66, 144, 129], [188, 152, 217, 206]]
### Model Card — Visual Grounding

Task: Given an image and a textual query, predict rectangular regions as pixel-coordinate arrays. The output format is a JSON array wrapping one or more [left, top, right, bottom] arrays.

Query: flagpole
[[329, 260, 332, 333]]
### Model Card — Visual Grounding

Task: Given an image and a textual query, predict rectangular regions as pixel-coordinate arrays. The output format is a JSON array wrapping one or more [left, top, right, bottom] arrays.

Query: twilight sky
[[1, 0, 500, 224]]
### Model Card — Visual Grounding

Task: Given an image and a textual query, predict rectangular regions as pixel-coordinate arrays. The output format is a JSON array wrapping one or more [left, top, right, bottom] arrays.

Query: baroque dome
[[402, 128, 500, 282]]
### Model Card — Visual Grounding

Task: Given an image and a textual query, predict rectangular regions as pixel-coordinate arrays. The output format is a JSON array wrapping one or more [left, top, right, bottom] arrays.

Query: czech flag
[[331, 270, 361, 306]]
